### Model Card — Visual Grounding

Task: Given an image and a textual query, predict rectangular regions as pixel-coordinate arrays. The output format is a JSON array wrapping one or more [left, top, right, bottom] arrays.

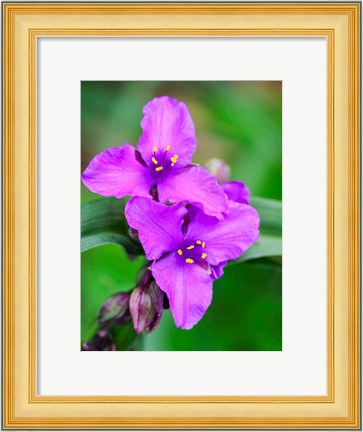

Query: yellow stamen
[[202, 242, 206, 248], [185, 258, 194, 264], [196, 240, 202, 245], [186, 245, 194, 250], [170, 154, 179, 163], [177, 249, 183, 256], [165, 145, 170, 151], [155, 166, 163, 172], [153, 147, 157, 153], [201, 253, 207, 259], [151, 157, 158, 165]]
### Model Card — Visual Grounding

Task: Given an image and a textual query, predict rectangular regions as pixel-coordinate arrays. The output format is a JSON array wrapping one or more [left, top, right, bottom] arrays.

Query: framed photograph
[[3, 2, 360, 429], [80, 80, 282, 351]]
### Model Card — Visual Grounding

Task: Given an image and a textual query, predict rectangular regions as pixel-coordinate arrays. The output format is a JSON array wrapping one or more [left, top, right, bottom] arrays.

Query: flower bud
[[129, 270, 164, 333], [205, 158, 231, 184], [98, 292, 131, 330], [82, 330, 115, 351]]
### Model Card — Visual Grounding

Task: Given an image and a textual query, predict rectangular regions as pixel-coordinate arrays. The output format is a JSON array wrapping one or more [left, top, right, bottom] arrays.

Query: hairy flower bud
[[205, 158, 231, 184], [98, 292, 131, 330], [129, 270, 164, 333], [82, 330, 115, 351]]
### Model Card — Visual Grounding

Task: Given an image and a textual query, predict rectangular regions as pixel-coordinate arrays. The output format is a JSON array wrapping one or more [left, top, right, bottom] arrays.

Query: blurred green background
[[81, 81, 282, 350]]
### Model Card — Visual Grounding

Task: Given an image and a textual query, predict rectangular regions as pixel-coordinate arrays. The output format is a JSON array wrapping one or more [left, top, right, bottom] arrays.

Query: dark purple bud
[[98, 292, 131, 330], [82, 330, 116, 351], [205, 158, 231, 184], [129, 270, 164, 333]]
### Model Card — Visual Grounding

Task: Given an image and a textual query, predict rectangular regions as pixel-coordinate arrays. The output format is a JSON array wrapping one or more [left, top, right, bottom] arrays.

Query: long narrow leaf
[[250, 197, 282, 235], [234, 235, 282, 264], [229, 197, 282, 266], [81, 197, 142, 255]]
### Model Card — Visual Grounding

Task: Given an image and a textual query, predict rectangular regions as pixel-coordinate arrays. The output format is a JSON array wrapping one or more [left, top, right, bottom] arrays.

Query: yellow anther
[[196, 240, 202, 245], [165, 145, 171, 151], [185, 258, 194, 264], [155, 166, 163, 172], [202, 242, 206, 248], [153, 147, 157, 153], [177, 249, 183, 256], [186, 245, 194, 250], [170, 154, 179, 163], [151, 157, 158, 165], [201, 253, 207, 259]]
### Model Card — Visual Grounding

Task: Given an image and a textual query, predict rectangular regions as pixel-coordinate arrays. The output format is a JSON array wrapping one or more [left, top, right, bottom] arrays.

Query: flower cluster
[[82, 96, 260, 334]]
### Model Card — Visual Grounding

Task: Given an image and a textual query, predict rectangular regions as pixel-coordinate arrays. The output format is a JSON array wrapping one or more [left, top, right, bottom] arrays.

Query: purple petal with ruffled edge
[[221, 181, 251, 205], [157, 165, 229, 220], [81, 143, 153, 199], [185, 202, 260, 265], [151, 253, 213, 330], [210, 261, 227, 280], [125, 197, 187, 261], [137, 96, 196, 169]]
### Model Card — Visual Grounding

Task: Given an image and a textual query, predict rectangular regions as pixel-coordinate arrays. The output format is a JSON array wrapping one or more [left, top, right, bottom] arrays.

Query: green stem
[[84, 320, 100, 343]]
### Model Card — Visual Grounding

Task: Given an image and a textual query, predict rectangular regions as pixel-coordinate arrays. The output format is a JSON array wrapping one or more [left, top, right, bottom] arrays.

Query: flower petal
[[186, 202, 260, 265], [137, 96, 196, 168], [151, 253, 213, 330], [158, 165, 229, 220], [221, 180, 251, 205], [210, 261, 227, 280], [125, 197, 187, 261], [81, 143, 152, 199]]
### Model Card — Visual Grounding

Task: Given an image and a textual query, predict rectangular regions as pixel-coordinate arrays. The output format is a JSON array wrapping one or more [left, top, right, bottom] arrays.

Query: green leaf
[[250, 196, 282, 236], [243, 257, 282, 271], [229, 197, 282, 265], [81, 197, 142, 254], [234, 234, 282, 264], [83, 320, 100, 343]]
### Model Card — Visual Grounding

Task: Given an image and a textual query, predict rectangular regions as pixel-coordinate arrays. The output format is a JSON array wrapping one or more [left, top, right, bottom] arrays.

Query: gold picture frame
[[3, 2, 360, 429]]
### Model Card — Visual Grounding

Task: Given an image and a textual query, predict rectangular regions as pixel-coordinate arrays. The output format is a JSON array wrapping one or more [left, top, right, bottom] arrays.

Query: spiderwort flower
[[81, 96, 228, 219], [125, 197, 260, 330]]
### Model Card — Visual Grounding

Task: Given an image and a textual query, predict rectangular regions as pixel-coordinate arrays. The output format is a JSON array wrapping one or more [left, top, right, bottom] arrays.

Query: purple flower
[[82, 96, 228, 219], [125, 197, 260, 330], [205, 158, 251, 205], [221, 181, 251, 205]]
